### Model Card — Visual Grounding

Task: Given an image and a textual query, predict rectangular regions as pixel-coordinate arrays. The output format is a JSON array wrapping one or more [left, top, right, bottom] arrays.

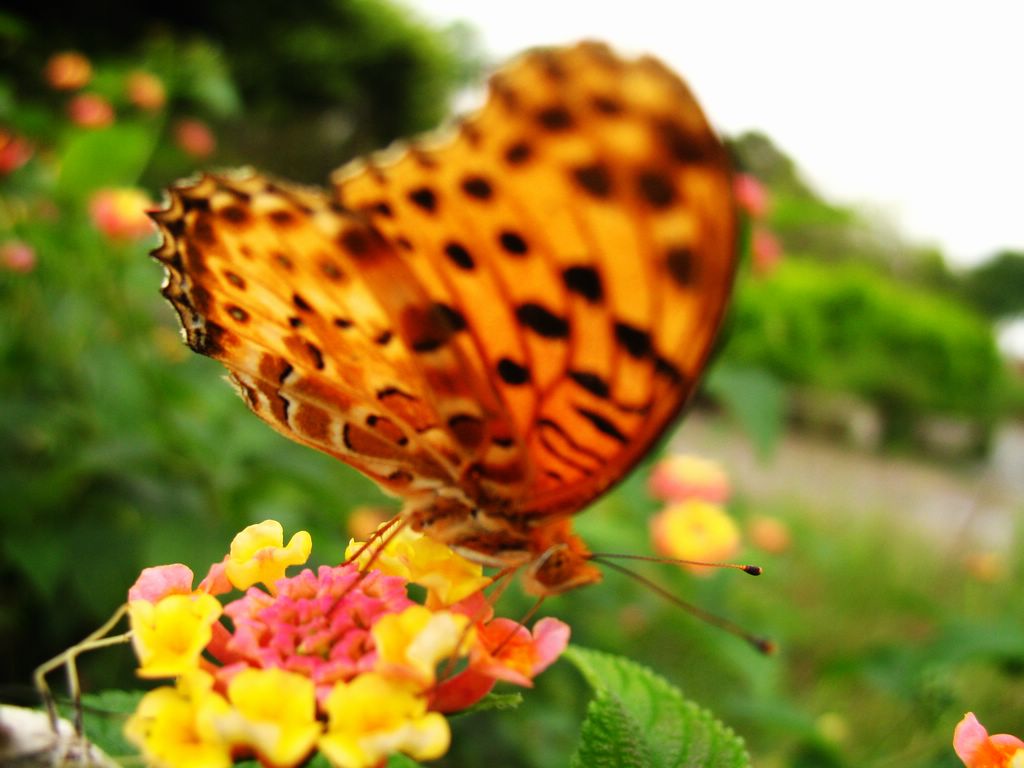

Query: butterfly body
[[152, 42, 736, 596]]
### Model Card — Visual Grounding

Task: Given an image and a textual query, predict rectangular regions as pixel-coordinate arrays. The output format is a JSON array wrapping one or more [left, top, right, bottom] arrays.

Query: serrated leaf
[[565, 646, 751, 768]]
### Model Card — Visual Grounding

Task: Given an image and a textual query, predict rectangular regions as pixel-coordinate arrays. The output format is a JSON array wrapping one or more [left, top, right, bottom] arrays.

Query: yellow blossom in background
[[209, 668, 322, 768], [650, 499, 741, 574], [747, 515, 791, 554], [347, 526, 491, 606], [124, 671, 232, 768], [964, 551, 1008, 583], [129, 593, 222, 678], [371, 605, 471, 688], [319, 673, 450, 768], [346, 505, 392, 541], [225, 520, 312, 593], [126, 70, 166, 111], [89, 187, 156, 240], [44, 51, 92, 90]]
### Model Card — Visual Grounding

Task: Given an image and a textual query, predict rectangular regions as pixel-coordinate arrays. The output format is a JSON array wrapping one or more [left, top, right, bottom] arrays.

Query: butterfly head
[[523, 522, 602, 597]]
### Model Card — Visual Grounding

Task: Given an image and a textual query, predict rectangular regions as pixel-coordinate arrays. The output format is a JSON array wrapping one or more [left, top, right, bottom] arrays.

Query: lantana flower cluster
[[124, 519, 569, 768], [648, 453, 741, 573]]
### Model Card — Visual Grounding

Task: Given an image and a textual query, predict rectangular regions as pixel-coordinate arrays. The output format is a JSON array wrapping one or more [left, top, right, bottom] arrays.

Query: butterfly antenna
[[589, 551, 763, 576], [342, 513, 403, 568], [33, 604, 133, 735], [590, 556, 776, 655]]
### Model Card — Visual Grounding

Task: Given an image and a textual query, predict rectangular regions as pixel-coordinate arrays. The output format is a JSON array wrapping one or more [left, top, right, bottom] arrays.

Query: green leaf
[[57, 124, 157, 197], [565, 646, 751, 768], [704, 363, 785, 459], [77, 690, 144, 758], [386, 755, 427, 768], [449, 691, 524, 719]]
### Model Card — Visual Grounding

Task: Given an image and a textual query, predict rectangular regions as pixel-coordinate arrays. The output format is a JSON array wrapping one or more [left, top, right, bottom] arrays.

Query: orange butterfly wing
[[151, 42, 736, 591], [332, 42, 736, 517]]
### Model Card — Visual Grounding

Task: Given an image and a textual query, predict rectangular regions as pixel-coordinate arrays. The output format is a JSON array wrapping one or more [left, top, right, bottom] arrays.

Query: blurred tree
[[0, 0, 483, 181], [960, 250, 1024, 319]]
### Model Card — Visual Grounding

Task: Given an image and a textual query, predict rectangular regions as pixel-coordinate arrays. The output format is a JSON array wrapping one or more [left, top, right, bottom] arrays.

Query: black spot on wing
[[497, 358, 530, 385], [444, 241, 475, 270], [515, 303, 569, 339], [408, 187, 437, 212], [461, 176, 493, 200], [638, 171, 677, 209], [499, 230, 529, 256], [569, 370, 610, 398], [572, 164, 613, 198], [562, 266, 604, 303], [614, 322, 652, 359], [576, 407, 628, 444]]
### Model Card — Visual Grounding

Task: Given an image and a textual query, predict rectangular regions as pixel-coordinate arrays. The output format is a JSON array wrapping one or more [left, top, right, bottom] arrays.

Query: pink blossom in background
[[0, 131, 33, 175], [174, 118, 216, 158], [68, 94, 114, 129], [1, 241, 36, 273], [752, 225, 783, 275], [733, 173, 769, 218]]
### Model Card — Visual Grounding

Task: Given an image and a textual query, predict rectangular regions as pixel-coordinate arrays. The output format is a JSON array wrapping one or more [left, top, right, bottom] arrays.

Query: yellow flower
[[319, 673, 450, 768], [225, 520, 312, 594], [371, 605, 472, 688], [208, 668, 322, 768], [650, 499, 741, 575], [346, 526, 490, 606], [129, 593, 222, 678], [124, 671, 232, 768]]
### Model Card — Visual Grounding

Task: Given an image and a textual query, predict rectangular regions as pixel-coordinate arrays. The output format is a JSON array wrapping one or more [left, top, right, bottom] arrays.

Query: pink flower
[[733, 173, 769, 218], [752, 225, 783, 275], [0, 130, 33, 175], [68, 94, 114, 129], [223, 565, 413, 703], [954, 712, 1024, 767], [126, 71, 166, 111], [45, 51, 92, 90], [89, 188, 156, 240], [1, 241, 36, 273], [648, 453, 730, 504], [431, 614, 570, 713], [129, 564, 197, 603], [174, 118, 216, 159]]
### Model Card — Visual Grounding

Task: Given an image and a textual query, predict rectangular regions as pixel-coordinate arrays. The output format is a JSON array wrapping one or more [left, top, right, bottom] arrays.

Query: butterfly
[[151, 41, 737, 596]]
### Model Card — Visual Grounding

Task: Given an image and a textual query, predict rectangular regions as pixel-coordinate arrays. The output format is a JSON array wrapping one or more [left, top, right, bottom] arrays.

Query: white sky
[[405, 0, 1024, 270]]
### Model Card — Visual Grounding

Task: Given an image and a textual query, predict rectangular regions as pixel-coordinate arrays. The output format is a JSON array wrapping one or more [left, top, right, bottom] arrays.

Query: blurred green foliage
[[724, 259, 1006, 443], [959, 250, 1024, 320], [0, 0, 472, 690]]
